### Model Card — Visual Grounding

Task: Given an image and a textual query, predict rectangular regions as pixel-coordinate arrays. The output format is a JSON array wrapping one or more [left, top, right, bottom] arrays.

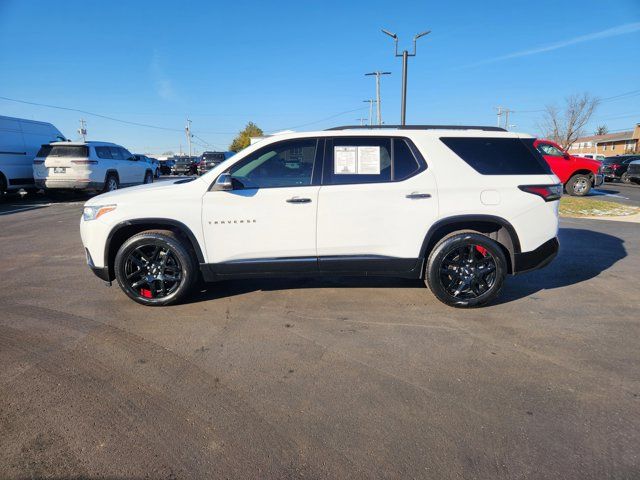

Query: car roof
[[259, 126, 532, 141], [49, 140, 121, 147]]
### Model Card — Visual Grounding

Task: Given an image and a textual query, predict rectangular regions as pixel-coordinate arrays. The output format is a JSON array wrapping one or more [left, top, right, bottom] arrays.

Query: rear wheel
[[144, 171, 153, 184], [114, 230, 198, 306], [103, 174, 119, 193], [0, 174, 6, 200], [425, 233, 507, 308], [566, 174, 591, 196], [621, 172, 631, 184]]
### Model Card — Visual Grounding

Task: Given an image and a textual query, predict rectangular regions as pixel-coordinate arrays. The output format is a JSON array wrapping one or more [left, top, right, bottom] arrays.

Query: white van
[[0, 115, 66, 196]]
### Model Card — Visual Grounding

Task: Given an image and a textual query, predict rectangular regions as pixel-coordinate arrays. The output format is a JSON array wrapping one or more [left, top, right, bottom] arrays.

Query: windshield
[[36, 145, 88, 158]]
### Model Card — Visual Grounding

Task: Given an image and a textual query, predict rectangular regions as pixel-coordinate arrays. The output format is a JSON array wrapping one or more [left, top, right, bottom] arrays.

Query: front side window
[[537, 143, 565, 157], [227, 138, 317, 188]]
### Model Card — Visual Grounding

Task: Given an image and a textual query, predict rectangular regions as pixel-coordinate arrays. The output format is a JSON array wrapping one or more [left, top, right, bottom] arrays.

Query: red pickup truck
[[534, 139, 603, 196]]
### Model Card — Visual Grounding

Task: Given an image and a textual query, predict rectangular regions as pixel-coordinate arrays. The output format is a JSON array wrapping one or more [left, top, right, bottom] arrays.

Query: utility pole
[[365, 71, 391, 125], [78, 119, 87, 142], [495, 107, 503, 128], [504, 109, 512, 131], [382, 28, 430, 126], [185, 119, 192, 158], [363, 99, 377, 126], [356, 117, 367, 126]]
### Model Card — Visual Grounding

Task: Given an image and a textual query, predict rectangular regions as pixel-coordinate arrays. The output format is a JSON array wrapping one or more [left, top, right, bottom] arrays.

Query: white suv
[[80, 126, 560, 308], [34, 141, 154, 193]]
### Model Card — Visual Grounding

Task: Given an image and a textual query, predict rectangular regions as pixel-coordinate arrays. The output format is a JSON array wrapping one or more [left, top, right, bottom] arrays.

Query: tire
[[425, 232, 507, 308], [566, 174, 591, 196], [114, 230, 198, 306], [103, 174, 119, 193], [620, 172, 631, 184], [144, 171, 153, 184], [0, 174, 7, 200]]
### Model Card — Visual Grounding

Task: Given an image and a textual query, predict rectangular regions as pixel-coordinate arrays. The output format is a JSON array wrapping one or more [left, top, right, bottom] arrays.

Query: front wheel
[[144, 171, 153, 184], [566, 174, 591, 196], [425, 233, 507, 308], [114, 230, 198, 306], [620, 172, 631, 184]]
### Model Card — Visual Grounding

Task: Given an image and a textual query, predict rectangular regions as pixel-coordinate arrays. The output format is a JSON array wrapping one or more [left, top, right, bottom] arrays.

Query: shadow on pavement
[[189, 227, 627, 306]]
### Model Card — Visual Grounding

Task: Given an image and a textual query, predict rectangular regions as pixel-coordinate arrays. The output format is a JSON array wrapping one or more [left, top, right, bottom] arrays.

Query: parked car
[[534, 139, 603, 196], [0, 115, 66, 197], [601, 155, 640, 183], [172, 156, 198, 175], [133, 154, 160, 178], [198, 151, 235, 175], [80, 125, 560, 308], [158, 159, 175, 176], [575, 153, 605, 161], [33, 141, 154, 193], [626, 160, 640, 184]]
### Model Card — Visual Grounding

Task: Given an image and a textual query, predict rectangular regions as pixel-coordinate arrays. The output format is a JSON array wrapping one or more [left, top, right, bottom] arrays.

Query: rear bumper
[[513, 237, 559, 274], [36, 179, 103, 190]]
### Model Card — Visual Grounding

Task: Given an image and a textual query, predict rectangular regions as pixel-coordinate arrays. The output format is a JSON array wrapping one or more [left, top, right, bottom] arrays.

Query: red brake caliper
[[475, 245, 488, 257], [140, 288, 152, 298]]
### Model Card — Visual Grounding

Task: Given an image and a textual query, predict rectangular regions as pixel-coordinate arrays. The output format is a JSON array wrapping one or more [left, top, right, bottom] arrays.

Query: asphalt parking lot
[[1, 193, 639, 479]]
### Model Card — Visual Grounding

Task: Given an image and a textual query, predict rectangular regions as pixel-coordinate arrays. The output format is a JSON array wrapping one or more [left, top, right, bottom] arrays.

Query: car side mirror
[[563, 152, 570, 160], [212, 173, 233, 191]]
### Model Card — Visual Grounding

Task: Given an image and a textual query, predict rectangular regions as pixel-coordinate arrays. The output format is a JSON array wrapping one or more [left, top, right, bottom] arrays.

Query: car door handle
[[406, 192, 432, 199], [286, 197, 312, 204]]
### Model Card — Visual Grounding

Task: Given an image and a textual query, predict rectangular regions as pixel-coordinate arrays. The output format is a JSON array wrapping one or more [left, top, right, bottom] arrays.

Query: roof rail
[[326, 125, 507, 132]]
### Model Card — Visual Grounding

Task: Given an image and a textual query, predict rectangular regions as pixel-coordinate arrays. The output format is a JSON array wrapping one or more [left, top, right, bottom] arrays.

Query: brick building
[[569, 123, 640, 156]]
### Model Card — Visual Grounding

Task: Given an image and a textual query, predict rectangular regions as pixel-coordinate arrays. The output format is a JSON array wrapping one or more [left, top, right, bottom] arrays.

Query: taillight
[[519, 184, 562, 202], [71, 160, 98, 165]]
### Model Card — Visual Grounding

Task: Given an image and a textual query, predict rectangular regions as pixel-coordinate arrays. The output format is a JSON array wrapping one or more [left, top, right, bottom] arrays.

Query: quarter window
[[227, 138, 317, 188], [95, 146, 113, 159]]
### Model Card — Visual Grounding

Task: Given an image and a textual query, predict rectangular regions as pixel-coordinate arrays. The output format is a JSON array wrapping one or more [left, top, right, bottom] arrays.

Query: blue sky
[[1, 0, 639, 154]]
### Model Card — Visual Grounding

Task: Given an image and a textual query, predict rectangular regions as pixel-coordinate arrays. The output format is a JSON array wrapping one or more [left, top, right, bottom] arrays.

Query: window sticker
[[357, 146, 381, 174], [334, 145, 381, 174], [334, 146, 357, 174]]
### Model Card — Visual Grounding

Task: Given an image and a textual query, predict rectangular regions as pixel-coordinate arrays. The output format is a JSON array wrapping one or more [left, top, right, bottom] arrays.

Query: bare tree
[[594, 125, 608, 136], [540, 93, 600, 149]]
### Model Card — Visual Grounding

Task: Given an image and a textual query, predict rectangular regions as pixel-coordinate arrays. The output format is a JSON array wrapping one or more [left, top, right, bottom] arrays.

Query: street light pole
[[363, 99, 376, 126], [365, 71, 391, 125], [382, 29, 430, 126]]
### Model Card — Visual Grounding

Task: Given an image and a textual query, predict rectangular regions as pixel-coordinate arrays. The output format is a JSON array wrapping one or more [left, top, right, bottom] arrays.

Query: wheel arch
[[420, 215, 520, 274], [104, 169, 120, 183], [568, 169, 595, 181], [104, 218, 205, 280]]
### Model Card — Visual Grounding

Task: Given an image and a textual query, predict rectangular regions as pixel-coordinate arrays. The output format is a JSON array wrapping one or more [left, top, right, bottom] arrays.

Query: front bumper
[[513, 237, 559, 274], [593, 173, 604, 186]]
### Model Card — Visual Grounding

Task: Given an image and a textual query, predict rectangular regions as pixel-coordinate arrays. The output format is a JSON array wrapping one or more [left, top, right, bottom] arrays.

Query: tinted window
[[393, 138, 421, 180], [228, 139, 317, 188], [119, 148, 132, 160], [36, 145, 88, 158], [537, 143, 565, 157], [108, 147, 123, 160], [95, 146, 112, 159], [441, 137, 551, 175]]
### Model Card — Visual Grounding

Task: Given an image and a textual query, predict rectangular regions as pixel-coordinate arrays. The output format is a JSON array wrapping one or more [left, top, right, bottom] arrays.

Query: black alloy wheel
[[114, 230, 197, 306], [439, 243, 497, 299], [426, 232, 507, 308]]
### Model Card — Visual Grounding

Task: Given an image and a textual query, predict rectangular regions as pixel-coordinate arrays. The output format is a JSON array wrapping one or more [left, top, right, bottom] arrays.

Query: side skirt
[[200, 256, 423, 282]]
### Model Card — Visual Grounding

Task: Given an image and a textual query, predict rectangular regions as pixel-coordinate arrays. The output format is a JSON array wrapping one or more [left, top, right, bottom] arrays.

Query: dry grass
[[559, 197, 639, 217]]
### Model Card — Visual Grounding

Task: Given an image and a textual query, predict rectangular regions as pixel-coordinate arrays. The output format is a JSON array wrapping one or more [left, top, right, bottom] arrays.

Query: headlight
[[83, 205, 117, 221]]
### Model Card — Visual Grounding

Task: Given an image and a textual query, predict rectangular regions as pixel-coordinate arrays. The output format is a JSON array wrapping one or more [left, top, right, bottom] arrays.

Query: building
[[569, 123, 640, 156]]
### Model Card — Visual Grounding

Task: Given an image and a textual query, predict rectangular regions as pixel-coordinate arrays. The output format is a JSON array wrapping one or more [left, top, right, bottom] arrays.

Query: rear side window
[[95, 146, 113, 159], [324, 137, 423, 185], [441, 137, 551, 175], [36, 145, 88, 158]]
